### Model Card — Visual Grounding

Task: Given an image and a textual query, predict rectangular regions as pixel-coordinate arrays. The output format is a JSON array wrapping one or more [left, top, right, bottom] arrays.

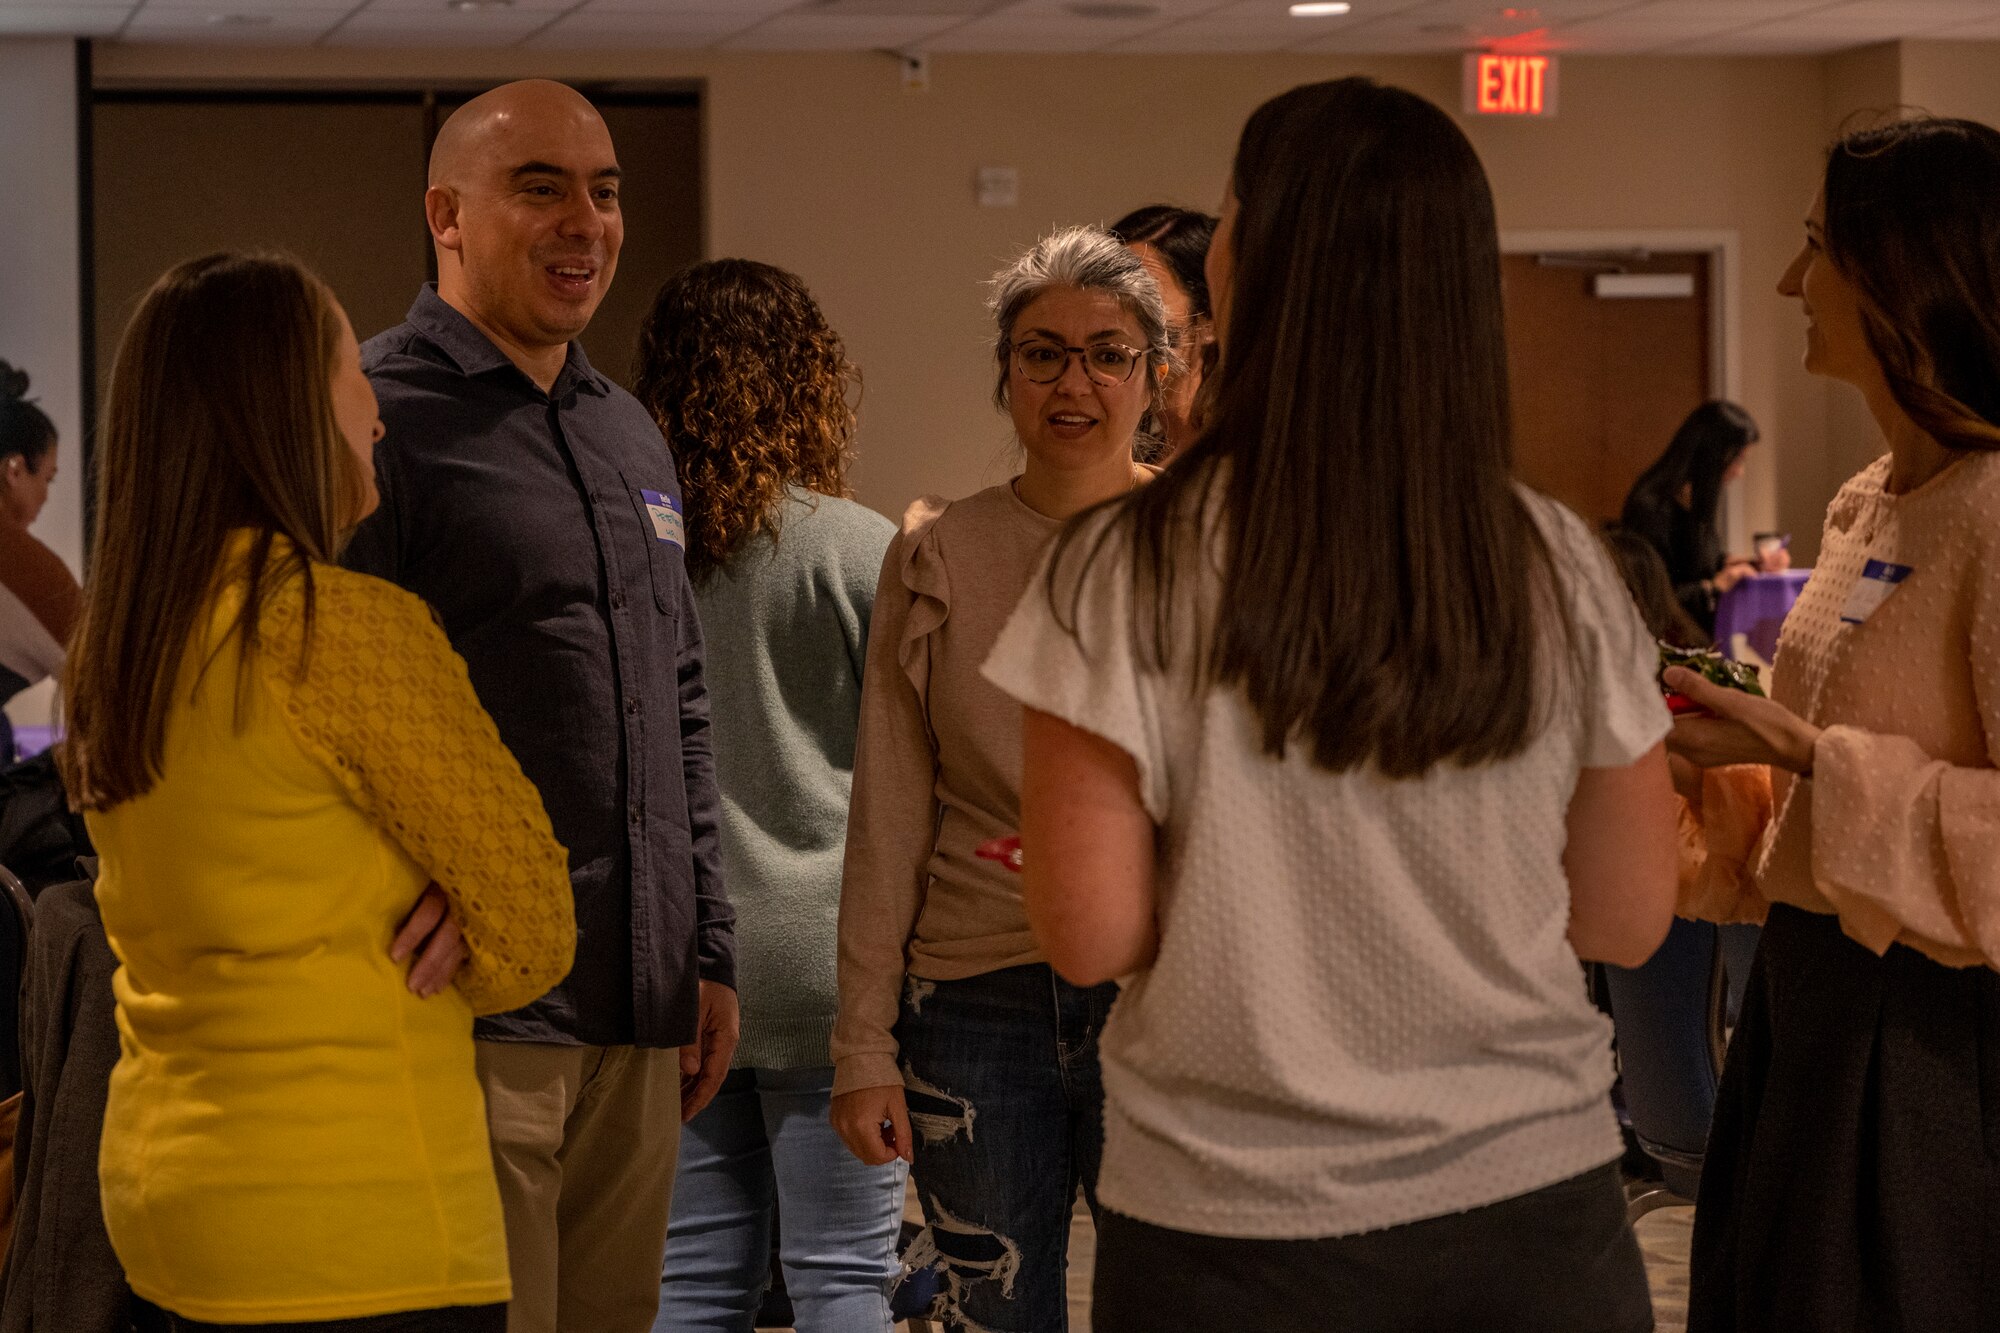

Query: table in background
[[1715, 569, 1811, 667]]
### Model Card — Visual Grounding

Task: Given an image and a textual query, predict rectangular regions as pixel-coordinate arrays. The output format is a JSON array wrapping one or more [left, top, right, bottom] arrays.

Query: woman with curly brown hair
[[633, 258, 904, 1333]]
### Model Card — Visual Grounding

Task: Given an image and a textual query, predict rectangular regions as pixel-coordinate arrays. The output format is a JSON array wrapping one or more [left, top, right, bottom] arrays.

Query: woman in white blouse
[[984, 77, 1677, 1332]]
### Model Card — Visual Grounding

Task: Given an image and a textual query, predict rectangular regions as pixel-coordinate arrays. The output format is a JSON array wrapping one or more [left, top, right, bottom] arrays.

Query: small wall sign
[[1463, 53, 1558, 117]]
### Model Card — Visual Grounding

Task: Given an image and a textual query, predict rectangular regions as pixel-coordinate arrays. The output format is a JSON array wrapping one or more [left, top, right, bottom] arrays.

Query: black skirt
[[1689, 904, 2000, 1333]]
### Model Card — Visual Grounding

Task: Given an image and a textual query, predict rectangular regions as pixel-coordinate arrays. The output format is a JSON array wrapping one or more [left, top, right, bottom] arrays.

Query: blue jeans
[[895, 964, 1119, 1333], [655, 1066, 905, 1333]]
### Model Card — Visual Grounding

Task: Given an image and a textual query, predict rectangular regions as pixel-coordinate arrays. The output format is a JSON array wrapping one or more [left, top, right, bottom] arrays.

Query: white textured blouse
[[983, 488, 1670, 1240]]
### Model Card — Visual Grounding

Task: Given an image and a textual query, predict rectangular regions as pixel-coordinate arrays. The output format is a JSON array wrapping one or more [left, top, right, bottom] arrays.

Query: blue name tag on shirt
[[1839, 558, 1913, 625], [640, 489, 685, 549]]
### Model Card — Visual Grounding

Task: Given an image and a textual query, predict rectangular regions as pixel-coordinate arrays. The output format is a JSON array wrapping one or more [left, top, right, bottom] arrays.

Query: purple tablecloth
[[11, 724, 54, 760], [1715, 569, 1811, 665]]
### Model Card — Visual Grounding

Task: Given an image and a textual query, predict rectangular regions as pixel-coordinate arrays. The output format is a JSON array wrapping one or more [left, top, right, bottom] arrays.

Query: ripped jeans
[[894, 964, 1119, 1333]]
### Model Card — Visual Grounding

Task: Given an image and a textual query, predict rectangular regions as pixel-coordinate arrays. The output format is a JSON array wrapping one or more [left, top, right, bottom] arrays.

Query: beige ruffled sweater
[[1686, 451, 2000, 969], [831, 483, 1063, 1096]]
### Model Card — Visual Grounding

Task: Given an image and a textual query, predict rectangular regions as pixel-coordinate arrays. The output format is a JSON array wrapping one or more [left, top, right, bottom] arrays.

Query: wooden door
[[93, 90, 702, 405], [1503, 251, 1711, 525]]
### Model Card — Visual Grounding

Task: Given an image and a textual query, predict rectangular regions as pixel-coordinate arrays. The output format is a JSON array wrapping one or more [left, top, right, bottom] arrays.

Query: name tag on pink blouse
[[1839, 558, 1913, 625]]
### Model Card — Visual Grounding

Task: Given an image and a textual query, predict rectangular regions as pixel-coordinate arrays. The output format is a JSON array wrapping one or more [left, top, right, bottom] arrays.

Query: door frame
[[1500, 228, 1745, 554]]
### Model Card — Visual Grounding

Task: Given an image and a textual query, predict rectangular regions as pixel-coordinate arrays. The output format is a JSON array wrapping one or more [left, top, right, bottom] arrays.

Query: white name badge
[[640, 488, 686, 549], [1839, 558, 1913, 625]]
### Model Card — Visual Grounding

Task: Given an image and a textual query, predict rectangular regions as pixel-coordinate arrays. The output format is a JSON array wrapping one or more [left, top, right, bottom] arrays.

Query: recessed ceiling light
[[1290, 2, 1352, 15], [446, 0, 513, 11], [1066, 1, 1158, 16], [206, 12, 273, 24]]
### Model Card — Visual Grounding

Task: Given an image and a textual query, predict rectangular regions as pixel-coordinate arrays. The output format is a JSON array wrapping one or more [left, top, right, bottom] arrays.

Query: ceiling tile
[[1932, 14, 2000, 38], [716, 11, 966, 46], [525, 8, 743, 42], [0, 3, 127, 30], [995, 0, 1234, 14], [125, 7, 350, 38], [581, 0, 786, 11], [1291, 23, 1478, 50], [1814, 0, 2000, 21], [1108, 15, 1328, 50], [926, 14, 1171, 49], [33, 0, 1997, 54], [363, 0, 578, 16], [329, 6, 553, 41], [1614, 0, 1832, 17]]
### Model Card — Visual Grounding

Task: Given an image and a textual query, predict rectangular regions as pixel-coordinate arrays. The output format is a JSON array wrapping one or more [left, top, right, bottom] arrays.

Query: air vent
[[805, 0, 1007, 15]]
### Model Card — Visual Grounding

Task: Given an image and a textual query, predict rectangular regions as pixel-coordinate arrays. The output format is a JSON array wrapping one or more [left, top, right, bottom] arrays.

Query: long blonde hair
[[63, 252, 367, 809]]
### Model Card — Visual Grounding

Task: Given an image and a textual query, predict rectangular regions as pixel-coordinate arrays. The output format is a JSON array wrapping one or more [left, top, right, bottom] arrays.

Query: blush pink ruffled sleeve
[[1747, 453, 2000, 970], [1804, 541, 2000, 965]]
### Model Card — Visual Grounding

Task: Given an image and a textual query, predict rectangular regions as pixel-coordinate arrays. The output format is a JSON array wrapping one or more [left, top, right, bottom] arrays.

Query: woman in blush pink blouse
[[1668, 117, 2000, 1333]]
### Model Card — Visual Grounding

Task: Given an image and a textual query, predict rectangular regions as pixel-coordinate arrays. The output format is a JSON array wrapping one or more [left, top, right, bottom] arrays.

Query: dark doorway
[[90, 86, 701, 413]]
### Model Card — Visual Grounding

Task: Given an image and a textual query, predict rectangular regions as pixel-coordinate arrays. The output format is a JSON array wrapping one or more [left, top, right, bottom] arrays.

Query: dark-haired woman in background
[[0, 361, 81, 765], [633, 259, 905, 1333], [1621, 400, 1784, 639], [1668, 116, 2000, 1333], [1108, 205, 1216, 463], [986, 79, 1675, 1331]]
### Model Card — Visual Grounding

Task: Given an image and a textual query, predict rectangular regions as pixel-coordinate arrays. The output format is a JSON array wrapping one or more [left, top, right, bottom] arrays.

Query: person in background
[[1669, 116, 2000, 1333], [985, 79, 1676, 1332], [1107, 205, 1216, 464], [829, 226, 1168, 1333], [1621, 400, 1786, 639], [0, 362, 80, 765], [342, 80, 736, 1333], [634, 259, 904, 1333], [61, 250, 575, 1333], [1601, 525, 1710, 649]]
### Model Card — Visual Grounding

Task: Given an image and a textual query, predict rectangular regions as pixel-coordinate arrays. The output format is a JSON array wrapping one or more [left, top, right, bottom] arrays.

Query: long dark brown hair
[[1601, 526, 1708, 649], [1621, 400, 1758, 543], [632, 259, 858, 582], [1054, 77, 1573, 779], [1823, 116, 2000, 451], [63, 252, 365, 809]]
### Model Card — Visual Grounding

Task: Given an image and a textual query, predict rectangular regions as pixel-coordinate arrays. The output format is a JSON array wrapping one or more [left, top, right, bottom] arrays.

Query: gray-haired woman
[[830, 226, 1167, 1331]]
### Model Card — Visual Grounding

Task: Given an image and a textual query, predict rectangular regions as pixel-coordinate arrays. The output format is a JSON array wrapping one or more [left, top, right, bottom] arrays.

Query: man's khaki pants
[[476, 1040, 683, 1333]]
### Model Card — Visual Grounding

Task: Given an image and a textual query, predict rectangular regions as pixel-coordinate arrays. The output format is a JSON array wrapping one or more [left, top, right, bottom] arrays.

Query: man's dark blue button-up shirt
[[346, 285, 733, 1049]]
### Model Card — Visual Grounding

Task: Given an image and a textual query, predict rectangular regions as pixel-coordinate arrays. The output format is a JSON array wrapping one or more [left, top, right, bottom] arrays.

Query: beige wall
[[94, 42, 1921, 562], [1, 40, 81, 731]]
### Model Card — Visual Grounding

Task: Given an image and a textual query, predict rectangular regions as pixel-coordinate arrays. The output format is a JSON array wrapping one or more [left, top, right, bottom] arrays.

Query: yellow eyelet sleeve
[[256, 565, 576, 1015]]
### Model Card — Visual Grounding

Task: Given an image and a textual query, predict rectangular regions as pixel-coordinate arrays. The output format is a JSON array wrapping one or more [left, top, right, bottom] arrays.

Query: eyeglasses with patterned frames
[[1007, 338, 1148, 386]]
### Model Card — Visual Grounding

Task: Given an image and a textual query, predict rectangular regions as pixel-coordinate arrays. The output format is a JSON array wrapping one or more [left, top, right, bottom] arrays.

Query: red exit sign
[[1463, 53, 1559, 117]]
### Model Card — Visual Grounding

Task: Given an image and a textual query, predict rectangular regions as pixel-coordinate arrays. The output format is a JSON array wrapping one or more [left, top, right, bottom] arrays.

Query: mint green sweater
[[694, 487, 895, 1070]]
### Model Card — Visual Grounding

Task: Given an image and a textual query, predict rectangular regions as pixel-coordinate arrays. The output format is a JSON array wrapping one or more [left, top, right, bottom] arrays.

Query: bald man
[[344, 80, 738, 1333]]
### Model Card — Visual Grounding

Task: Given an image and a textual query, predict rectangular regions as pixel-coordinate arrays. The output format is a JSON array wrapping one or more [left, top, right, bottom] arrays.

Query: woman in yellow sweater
[[60, 251, 576, 1332]]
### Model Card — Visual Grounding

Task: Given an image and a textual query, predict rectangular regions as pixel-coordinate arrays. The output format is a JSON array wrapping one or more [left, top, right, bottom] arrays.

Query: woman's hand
[[1663, 667, 1822, 775], [1712, 560, 1759, 596], [391, 884, 469, 998], [831, 1085, 914, 1166]]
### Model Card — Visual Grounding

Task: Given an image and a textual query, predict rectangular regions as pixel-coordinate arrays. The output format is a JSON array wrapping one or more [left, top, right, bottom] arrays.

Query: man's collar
[[406, 284, 613, 398]]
